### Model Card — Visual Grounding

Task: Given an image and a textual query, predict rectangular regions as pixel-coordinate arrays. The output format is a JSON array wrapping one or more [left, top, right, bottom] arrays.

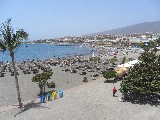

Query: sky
[[0, 0, 160, 40]]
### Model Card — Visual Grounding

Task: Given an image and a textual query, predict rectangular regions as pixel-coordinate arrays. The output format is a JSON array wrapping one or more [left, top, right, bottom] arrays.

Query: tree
[[32, 71, 53, 95], [110, 57, 118, 66], [103, 69, 116, 80], [120, 39, 160, 101], [121, 56, 126, 65], [0, 19, 28, 108]]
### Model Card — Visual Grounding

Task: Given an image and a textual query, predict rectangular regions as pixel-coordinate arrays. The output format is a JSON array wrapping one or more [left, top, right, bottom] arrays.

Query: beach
[[0, 47, 141, 107], [0, 47, 142, 106], [0, 77, 159, 120], [1, 46, 159, 119]]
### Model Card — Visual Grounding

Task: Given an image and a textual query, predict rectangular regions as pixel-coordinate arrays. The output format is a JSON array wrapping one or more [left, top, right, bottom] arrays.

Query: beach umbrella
[[115, 70, 124, 77], [119, 67, 128, 73]]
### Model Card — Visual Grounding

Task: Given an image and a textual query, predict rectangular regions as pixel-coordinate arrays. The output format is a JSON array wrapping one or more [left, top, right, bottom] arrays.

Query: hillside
[[92, 21, 160, 35]]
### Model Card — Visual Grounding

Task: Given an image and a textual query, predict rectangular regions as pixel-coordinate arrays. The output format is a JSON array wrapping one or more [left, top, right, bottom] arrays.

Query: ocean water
[[0, 44, 95, 63]]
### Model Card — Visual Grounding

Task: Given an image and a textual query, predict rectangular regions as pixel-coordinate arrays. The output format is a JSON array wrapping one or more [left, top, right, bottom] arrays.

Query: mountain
[[91, 21, 160, 35]]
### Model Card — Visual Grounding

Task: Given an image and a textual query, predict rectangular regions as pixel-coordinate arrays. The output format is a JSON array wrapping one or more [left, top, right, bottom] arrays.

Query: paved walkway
[[0, 78, 160, 120]]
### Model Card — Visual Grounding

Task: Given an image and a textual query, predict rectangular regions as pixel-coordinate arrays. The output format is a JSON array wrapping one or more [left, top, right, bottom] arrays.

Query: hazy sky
[[0, 0, 160, 40]]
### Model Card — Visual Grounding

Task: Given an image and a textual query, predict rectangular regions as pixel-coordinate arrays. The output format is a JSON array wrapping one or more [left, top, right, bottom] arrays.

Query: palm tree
[[0, 18, 28, 109]]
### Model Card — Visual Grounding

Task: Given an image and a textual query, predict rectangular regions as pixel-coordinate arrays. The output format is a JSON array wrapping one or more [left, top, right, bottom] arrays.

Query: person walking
[[113, 87, 117, 97]]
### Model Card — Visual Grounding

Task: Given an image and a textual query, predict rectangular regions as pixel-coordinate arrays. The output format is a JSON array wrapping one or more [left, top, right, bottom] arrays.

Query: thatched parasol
[[115, 70, 124, 77]]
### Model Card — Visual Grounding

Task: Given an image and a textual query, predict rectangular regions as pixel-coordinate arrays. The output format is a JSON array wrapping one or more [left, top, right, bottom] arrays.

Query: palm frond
[[0, 41, 6, 51], [16, 29, 29, 41], [0, 18, 29, 51]]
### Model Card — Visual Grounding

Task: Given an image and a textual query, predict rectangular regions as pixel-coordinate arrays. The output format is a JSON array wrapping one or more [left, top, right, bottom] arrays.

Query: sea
[[0, 44, 96, 63]]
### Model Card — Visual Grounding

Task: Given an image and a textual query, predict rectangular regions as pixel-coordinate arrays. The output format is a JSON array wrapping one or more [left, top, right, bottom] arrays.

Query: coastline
[[1, 46, 159, 120], [0, 43, 96, 63]]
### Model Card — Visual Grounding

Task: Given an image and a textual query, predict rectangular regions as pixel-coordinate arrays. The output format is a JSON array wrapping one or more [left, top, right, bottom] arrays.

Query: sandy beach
[[1, 47, 159, 120], [0, 77, 159, 120], [0, 47, 141, 107], [0, 47, 142, 106]]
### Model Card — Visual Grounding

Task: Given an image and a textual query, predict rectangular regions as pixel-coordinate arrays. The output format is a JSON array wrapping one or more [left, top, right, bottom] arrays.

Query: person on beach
[[113, 87, 117, 97]]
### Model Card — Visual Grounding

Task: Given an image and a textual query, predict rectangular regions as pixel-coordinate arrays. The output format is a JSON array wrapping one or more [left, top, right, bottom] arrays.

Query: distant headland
[[25, 21, 160, 45]]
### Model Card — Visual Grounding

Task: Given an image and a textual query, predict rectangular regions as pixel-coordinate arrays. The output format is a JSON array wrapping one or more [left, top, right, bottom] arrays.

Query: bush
[[47, 81, 55, 88], [103, 69, 116, 80], [120, 40, 160, 101]]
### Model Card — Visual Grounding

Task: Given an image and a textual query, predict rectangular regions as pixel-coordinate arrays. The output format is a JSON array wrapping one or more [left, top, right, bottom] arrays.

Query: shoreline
[[0, 43, 97, 64]]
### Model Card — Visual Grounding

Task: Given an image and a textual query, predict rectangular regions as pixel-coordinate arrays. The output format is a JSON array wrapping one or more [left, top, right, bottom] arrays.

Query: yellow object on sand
[[52, 92, 57, 100], [115, 67, 128, 77], [119, 67, 128, 73], [115, 70, 124, 77]]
